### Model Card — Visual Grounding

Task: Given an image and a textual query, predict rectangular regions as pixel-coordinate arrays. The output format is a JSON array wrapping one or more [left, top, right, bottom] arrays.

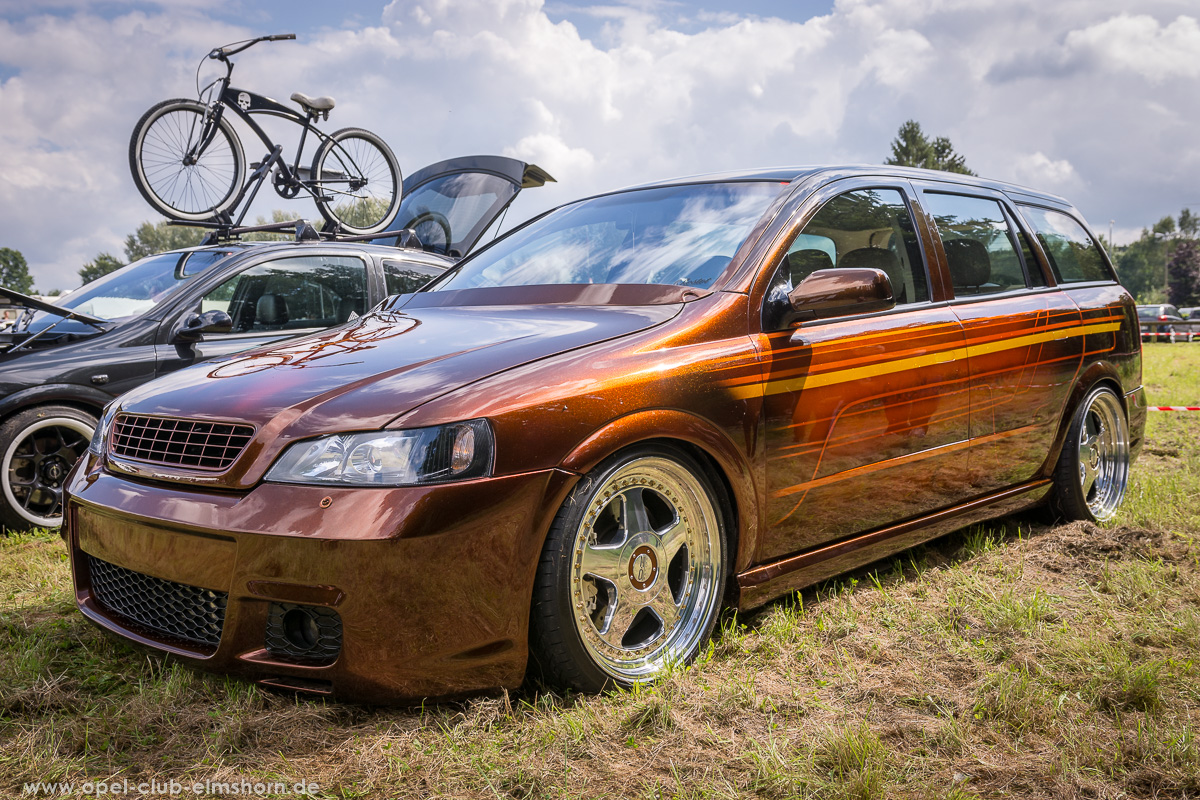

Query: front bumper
[[65, 456, 572, 702]]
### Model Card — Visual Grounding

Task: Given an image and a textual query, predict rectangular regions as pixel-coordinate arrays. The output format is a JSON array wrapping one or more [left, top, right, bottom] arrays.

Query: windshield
[[388, 172, 517, 256], [429, 182, 784, 292], [56, 249, 232, 320]]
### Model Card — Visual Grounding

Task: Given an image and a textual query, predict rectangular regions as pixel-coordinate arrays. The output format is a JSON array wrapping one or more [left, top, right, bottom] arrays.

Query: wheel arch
[[1039, 361, 1128, 481], [557, 409, 759, 594], [0, 384, 110, 426]]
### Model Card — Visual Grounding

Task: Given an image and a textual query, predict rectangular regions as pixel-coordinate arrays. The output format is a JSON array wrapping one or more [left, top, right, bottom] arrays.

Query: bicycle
[[128, 34, 402, 235]]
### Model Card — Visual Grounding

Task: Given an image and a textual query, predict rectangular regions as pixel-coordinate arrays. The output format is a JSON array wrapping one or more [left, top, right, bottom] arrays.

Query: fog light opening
[[282, 608, 320, 651]]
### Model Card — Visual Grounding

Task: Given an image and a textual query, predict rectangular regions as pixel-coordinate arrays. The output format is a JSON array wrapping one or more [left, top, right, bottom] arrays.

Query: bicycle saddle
[[291, 92, 336, 113]]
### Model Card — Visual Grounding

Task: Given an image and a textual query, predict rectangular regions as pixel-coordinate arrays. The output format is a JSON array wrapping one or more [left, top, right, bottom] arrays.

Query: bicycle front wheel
[[311, 127, 402, 235], [129, 98, 246, 221]]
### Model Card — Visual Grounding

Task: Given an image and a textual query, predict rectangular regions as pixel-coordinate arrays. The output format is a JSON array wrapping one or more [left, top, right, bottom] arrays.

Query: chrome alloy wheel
[[568, 456, 723, 681], [1076, 388, 1130, 521]]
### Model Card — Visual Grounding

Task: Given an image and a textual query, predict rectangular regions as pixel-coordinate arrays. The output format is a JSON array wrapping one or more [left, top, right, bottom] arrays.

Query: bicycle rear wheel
[[311, 127, 402, 235], [129, 98, 246, 221]]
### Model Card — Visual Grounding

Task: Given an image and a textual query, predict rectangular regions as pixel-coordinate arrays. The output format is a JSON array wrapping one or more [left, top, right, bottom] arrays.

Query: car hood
[[115, 299, 681, 479]]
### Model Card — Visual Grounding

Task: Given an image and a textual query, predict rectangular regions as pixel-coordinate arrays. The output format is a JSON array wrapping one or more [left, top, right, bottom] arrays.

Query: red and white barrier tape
[[1149, 406, 1200, 411]]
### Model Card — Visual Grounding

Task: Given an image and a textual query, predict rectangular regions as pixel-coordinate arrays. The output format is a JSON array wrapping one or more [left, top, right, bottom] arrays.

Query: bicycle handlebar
[[209, 34, 296, 60]]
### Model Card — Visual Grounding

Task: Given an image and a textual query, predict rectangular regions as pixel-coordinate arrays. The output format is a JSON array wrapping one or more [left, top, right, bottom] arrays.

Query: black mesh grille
[[87, 556, 227, 649], [110, 414, 254, 471], [265, 603, 342, 665]]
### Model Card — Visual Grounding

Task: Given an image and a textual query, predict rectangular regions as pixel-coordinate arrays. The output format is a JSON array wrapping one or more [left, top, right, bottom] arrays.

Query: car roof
[[620, 164, 1069, 206], [168, 239, 454, 268]]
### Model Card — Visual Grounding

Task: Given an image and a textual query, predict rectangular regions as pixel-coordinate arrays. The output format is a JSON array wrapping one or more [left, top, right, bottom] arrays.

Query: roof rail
[[168, 218, 417, 247]]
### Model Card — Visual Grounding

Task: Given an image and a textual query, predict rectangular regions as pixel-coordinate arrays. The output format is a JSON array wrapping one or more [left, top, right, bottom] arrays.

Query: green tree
[[885, 120, 974, 175], [0, 247, 35, 294], [78, 253, 126, 285], [1167, 239, 1200, 308], [123, 219, 206, 262]]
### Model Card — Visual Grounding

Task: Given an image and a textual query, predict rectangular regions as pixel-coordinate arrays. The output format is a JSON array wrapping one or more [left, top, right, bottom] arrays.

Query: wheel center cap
[[628, 545, 659, 591], [41, 458, 66, 483]]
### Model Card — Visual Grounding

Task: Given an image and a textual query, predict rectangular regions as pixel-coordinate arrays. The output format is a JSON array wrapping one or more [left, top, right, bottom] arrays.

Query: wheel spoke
[[599, 596, 638, 648], [660, 519, 690, 564], [622, 489, 653, 536], [648, 591, 681, 633], [579, 543, 626, 585]]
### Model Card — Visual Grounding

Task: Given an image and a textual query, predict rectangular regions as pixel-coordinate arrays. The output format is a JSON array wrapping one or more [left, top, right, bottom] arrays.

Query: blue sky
[[2, 0, 1199, 290]]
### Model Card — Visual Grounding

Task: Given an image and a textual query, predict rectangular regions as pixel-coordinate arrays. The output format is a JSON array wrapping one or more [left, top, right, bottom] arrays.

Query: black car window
[[383, 260, 440, 295], [923, 193, 1028, 296], [1019, 206, 1114, 283], [201, 256, 368, 333], [388, 173, 517, 256]]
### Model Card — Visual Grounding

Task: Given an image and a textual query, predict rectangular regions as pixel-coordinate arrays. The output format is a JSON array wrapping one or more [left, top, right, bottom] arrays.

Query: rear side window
[[923, 193, 1028, 296], [1019, 206, 1114, 283]]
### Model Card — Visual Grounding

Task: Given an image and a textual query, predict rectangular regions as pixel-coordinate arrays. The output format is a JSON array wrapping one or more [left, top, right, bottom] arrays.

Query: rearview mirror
[[783, 268, 895, 325], [173, 309, 233, 343]]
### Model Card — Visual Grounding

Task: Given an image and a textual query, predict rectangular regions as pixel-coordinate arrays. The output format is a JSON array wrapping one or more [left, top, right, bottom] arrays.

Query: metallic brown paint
[[64, 166, 1146, 702]]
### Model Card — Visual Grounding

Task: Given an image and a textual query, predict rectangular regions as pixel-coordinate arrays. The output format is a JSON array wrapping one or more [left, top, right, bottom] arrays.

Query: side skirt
[[735, 479, 1053, 609]]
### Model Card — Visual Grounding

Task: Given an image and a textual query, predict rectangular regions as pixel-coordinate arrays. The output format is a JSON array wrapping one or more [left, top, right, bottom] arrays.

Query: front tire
[[1050, 386, 1130, 522], [0, 406, 96, 532], [529, 444, 727, 692], [311, 127, 402, 235], [129, 99, 246, 221]]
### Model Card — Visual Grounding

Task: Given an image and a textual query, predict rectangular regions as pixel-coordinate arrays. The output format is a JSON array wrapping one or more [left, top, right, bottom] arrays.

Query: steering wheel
[[409, 211, 453, 256]]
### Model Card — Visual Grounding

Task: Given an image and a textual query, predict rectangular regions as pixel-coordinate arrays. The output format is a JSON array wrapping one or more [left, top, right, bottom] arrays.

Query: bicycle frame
[[178, 38, 382, 231]]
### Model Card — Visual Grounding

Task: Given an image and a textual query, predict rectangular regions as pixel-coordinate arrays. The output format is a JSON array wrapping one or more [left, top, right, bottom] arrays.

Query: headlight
[[265, 419, 493, 486], [88, 403, 118, 457]]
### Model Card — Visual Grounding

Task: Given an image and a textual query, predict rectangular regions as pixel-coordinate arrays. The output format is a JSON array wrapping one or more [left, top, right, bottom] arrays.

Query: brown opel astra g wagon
[[65, 166, 1145, 702]]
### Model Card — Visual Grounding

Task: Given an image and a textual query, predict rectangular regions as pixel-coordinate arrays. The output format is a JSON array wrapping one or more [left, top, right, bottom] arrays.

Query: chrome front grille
[[87, 555, 227, 650], [110, 414, 253, 471]]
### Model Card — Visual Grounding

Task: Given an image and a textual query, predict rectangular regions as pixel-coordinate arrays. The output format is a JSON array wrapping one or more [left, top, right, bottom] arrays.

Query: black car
[[0, 155, 552, 531]]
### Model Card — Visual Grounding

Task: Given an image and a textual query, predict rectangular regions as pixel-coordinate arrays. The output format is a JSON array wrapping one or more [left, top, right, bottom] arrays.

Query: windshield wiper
[[0, 286, 112, 354]]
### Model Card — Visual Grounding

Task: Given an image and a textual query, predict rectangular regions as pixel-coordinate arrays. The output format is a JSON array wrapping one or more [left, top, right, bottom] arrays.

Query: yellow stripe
[[731, 321, 1120, 400]]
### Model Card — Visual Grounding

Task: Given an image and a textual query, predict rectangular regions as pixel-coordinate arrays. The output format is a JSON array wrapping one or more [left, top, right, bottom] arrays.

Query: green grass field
[[2, 345, 1198, 799]]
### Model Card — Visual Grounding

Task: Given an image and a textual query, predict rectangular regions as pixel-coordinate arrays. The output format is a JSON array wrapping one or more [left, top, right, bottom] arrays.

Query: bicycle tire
[[311, 127, 402, 235], [129, 98, 246, 221]]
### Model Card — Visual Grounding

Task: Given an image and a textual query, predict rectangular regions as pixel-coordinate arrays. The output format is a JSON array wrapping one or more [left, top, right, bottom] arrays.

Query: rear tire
[[311, 127, 402, 235], [529, 444, 727, 692], [129, 99, 245, 221], [1049, 386, 1130, 522], [0, 406, 96, 532]]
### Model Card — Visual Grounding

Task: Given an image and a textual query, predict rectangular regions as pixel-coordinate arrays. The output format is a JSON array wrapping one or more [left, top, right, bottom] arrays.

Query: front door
[[756, 184, 973, 562], [156, 254, 371, 375]]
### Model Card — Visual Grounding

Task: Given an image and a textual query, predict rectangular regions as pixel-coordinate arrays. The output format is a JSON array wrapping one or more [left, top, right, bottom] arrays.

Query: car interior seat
[[838, 247, 905, 303], [255, 294, 290, 329]]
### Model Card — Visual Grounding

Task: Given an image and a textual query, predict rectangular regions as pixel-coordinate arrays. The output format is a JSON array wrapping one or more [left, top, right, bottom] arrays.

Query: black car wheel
[[529, 444, 727, 692], [0, 405, 96, 532]]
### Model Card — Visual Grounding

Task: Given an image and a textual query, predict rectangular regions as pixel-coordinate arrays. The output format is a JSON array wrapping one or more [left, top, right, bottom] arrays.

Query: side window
[[383, 260, 440, 295], [923, 193, 1028, 296], [200, 256, 368, 333], [765, 188, 928, 328], [1019, 206, 1114, 283]]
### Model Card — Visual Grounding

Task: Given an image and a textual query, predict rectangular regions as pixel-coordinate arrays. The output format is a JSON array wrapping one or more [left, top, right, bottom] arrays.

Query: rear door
[[914, 184, 1086, 494]]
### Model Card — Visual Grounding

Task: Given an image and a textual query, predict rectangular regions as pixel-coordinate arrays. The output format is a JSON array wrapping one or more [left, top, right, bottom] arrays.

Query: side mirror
[[783, 268, 895, 326], [173, 309, 233, 343]]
